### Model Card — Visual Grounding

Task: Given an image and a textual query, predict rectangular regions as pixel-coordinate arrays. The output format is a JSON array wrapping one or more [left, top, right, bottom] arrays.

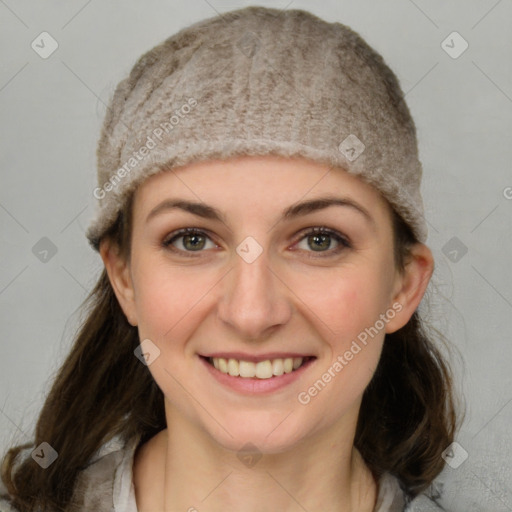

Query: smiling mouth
[[201, 355, 316, 379]]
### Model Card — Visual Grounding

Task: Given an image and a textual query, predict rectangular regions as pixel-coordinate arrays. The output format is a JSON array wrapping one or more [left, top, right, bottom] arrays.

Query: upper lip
[[200, 352, 316, 363]]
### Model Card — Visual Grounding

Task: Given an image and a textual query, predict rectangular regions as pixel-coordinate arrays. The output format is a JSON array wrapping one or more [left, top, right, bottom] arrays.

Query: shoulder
[[70, 434, 142, 511], [374, 472, 407, 511], [0, 434, 142, 512], [0, 443, 33, 512], [0, 479, 21, 511], [405, 493, 446, 511], [0, 496, 18, 512], [375, 473, 446, 512]]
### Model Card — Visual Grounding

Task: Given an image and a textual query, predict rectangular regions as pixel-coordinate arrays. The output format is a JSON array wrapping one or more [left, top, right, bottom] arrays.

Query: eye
[[162, 226, 351, 258], [162, 228, 217, 255], [293, 227, 351, 257]]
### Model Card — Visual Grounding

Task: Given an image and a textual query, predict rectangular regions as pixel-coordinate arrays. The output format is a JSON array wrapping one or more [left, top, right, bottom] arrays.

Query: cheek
[[294, 280, 386, 421], [131, 264, 208, 393], [293, 268, 389, 390], [132, 261, 208, 343], [296, 266, 387, 341]]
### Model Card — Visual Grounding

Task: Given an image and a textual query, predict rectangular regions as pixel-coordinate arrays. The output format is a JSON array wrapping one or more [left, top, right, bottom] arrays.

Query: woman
[[0, 6, 463, 511]]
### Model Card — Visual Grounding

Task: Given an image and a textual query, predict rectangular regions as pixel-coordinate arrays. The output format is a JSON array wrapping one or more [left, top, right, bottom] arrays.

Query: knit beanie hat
[[86, 6, 428, 251]]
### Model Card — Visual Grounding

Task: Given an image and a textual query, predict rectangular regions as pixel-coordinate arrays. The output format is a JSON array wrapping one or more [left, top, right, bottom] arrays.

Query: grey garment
[[0, 496, 16, 512], [0, 437, 134, 512], [0, 435, 443, 512]]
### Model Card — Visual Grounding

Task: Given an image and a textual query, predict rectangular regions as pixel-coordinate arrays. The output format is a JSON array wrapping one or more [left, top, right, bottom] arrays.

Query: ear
[[99, 238, 138, 326], [385, 243, 434, 334]]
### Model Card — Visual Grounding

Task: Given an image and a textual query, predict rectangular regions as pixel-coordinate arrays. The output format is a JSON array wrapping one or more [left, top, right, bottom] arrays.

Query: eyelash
[[162, 227, 351, 259]]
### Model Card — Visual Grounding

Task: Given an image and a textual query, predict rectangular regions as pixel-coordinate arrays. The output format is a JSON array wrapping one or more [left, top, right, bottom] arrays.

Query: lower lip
[[199, 356, 316, 394]]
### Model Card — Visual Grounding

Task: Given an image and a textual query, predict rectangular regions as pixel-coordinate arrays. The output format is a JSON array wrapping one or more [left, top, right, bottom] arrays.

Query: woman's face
[[104, 155, 428, 453]]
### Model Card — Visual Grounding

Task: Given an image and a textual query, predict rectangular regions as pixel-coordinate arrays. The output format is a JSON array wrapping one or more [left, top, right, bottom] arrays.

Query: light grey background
[[1, 1, 511, 510]]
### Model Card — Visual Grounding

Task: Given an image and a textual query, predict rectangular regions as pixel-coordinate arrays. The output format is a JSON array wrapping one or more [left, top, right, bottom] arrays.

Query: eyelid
[[162, 227, 219, 257], [291, 226, 351, 257], [162, 226, 351, 257], [294, 226, 351, 245]]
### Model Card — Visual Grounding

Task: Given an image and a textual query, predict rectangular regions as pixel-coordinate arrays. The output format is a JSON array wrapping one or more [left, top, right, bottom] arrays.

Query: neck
[[134, 410, 378, 512]]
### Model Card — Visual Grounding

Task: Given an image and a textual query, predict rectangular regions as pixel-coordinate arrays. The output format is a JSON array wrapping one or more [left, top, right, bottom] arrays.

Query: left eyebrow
[[281, 196, 375, 229], [146, 196, 375, 230], [146, 200, 228, 224]]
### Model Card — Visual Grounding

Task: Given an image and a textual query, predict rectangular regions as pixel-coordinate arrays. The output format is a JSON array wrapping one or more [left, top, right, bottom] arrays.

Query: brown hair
[[0, 190, 464, 511]]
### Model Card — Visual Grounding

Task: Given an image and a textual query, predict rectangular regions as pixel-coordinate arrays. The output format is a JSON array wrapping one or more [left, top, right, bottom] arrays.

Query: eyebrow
[[146, 196, 375, 229]]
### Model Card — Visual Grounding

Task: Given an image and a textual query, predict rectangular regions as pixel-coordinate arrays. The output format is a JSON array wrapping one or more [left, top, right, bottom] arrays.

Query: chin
[[204, 410, 313, 455]]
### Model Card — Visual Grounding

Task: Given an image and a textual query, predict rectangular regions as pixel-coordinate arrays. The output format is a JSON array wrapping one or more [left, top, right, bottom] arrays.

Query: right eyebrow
[[145, 196, 375, 231]]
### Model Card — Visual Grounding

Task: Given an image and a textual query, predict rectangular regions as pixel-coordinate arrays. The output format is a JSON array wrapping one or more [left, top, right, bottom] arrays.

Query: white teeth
[[210, 356, 307, 379], [239, 360, 256, 378], [293, 357, 302, 370], [255, 360, 273, 379], [227, 358, 239, 377], [272, 358, 284, 376], [218, 358, 228, 373]]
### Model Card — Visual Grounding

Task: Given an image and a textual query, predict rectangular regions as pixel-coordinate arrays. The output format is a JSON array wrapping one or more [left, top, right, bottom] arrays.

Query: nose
[[216, 247, 293, 341]]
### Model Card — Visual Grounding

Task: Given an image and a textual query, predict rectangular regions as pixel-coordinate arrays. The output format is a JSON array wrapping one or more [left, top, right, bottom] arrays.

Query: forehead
[[129, 156, 397, 250], [134, 155, 389, 213]]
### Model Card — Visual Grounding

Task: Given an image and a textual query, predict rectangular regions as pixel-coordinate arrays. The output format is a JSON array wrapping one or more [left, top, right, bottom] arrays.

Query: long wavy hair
[[0, 189, 464, 511]]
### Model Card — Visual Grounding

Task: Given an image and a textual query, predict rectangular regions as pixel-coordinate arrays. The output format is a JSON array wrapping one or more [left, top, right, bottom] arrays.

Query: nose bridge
[[217, 242, 291, 339]]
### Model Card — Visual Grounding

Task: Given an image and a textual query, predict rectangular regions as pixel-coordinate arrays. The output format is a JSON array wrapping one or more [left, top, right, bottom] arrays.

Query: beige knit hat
[[86, 6, 428, 251]]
